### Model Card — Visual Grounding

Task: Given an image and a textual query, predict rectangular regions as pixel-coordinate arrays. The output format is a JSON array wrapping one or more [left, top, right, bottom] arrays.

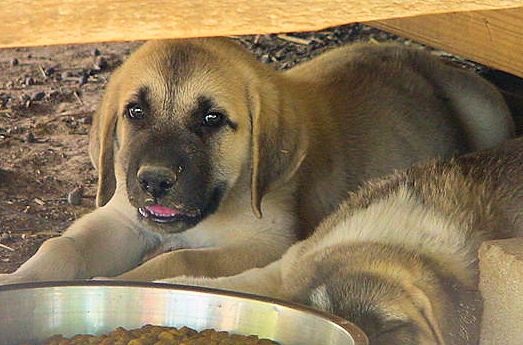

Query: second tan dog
[[0, 39, 514, 284], [163, 137, 523, 345]]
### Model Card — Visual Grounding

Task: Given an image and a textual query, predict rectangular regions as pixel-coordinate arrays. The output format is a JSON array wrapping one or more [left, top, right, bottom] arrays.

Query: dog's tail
[[418, 53, 515, 150]]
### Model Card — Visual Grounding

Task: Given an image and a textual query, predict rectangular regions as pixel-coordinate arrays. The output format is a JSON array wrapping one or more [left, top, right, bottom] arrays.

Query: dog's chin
[[132, 185, 226, 233]]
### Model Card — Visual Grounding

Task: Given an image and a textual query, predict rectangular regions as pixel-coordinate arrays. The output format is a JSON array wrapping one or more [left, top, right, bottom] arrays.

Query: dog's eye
[[127, 104, 145, 120], [202, 112, 225, 127]]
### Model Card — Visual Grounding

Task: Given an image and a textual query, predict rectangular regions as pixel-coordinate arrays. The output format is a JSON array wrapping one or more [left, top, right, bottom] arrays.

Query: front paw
[[156, 275, 202, 286], [0, 272, 35, 286], [157, 276, 240, 294]]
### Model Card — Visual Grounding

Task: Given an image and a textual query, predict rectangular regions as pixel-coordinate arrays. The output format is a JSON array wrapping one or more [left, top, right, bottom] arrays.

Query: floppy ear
[[89, 81, 120, 208], [248, 82, 308, 218], [406, 284, 447, 345]]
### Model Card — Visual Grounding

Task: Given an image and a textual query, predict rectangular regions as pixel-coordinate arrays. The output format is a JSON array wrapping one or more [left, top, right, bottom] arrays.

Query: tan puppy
[[0, 39, 514, 284], [163, 137, 523, 345]]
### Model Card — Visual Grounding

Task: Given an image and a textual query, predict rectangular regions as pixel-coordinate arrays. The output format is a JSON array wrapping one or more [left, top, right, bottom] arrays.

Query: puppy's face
[[91, 38, 308, 233], [100, 41, 253, 232]]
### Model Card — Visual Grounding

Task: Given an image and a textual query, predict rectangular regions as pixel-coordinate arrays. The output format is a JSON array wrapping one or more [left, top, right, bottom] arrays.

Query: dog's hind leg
[[418, 53, 515, 150]]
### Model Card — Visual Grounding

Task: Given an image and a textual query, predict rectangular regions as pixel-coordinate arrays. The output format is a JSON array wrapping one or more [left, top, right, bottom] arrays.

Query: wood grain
[[371, 7, 523, 77], [1, 0, 523, 48]]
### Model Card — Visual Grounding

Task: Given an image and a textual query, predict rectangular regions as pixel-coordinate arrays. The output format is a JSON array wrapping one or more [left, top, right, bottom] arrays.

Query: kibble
[[27, 325, 279, 345]]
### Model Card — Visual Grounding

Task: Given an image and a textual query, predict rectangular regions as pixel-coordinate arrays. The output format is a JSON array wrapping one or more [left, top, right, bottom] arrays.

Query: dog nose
[[137, 166, 176, 198]]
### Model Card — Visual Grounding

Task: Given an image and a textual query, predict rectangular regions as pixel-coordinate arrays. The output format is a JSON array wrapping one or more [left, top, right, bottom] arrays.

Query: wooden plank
[[1, 1, 523, 48], [371, 7, 523, 77]]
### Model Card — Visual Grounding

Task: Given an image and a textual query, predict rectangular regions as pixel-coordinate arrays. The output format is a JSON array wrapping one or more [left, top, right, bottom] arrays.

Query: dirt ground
[[0, 24, 522, 273]]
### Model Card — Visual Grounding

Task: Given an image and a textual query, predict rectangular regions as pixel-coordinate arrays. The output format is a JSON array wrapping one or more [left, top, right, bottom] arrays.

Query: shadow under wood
[[481, 69, 523, 136]]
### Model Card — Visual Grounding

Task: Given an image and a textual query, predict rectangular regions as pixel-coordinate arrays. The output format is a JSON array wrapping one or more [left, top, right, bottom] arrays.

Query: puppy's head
[[303, 246, 450, 345], [308, 276, 447, 345], [89, 38, 307, 233]]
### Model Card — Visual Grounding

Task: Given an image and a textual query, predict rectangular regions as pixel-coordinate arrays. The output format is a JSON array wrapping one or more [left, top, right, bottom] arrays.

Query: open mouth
[[138, 204, 200, 224], [135, 185, 225, 226]]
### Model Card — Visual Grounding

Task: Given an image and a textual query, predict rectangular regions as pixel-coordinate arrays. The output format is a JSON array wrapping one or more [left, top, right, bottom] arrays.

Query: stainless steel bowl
[[0, 281, 368, 345]]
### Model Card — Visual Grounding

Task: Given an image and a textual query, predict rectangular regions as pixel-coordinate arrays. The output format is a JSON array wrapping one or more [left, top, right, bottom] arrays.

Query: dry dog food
[[21, 325, 278, 345]]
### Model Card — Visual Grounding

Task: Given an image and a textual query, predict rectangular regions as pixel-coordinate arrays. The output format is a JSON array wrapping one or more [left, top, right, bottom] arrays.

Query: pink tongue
[[145, 205, 181, 216]]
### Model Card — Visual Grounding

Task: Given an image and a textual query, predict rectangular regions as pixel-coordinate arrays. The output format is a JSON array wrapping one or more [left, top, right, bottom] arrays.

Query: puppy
[[0, 39, 514, 284], [162, 137, 523, 345]]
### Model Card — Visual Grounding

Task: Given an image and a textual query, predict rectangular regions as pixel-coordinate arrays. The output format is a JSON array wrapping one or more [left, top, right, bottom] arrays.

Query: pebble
[[0, 94, 11, 108], [25, 132, 36, 143], [273, 49, 286, 60], [5, 81, 14, 88], [48, 90, 61, 100], [61, 71, 72, 80], [24, 77, 35, 86], [78, 74, 88, 85], [93, 56, 108, 71], [31, 91, 46, 101], [79, 116, 92, 125], [67, 186, 84, 206], [260, 54, 271, 64], [93, 48, 101, 56], [20, 94, 30, 102], [45, 67, 56, 75], [10, 58, 19, 66], [64, 118, 78, 129]]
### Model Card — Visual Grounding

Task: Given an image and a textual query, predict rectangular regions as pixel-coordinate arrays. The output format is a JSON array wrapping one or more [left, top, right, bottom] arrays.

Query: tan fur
[[164, 138, 523, 345], [0, 39, 513, 285]]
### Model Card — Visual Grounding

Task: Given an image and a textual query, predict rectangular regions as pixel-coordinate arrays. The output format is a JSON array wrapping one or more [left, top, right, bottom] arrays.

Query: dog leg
[[158, 259, 284, 298], [0, 195, 157, 285], [110, 244, 286, 282]]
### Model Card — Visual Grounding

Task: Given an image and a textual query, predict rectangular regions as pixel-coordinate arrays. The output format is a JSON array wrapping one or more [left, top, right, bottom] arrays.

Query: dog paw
[[156, 276, 212, 287], [0, 273, 34, 286], [157, 275, 191, 284]]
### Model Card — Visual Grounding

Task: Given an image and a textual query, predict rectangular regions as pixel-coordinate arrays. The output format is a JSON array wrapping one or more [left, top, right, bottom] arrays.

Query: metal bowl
[[0, 281, 368, 345]]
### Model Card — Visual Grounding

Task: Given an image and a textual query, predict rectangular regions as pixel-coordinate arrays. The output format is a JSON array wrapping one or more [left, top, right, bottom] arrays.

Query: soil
[[0, 24, 522, 273]]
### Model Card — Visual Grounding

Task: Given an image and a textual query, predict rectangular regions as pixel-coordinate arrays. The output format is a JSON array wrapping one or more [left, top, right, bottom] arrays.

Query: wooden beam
[[1, 1, 523, 48], [370, 7, 523, 77]]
